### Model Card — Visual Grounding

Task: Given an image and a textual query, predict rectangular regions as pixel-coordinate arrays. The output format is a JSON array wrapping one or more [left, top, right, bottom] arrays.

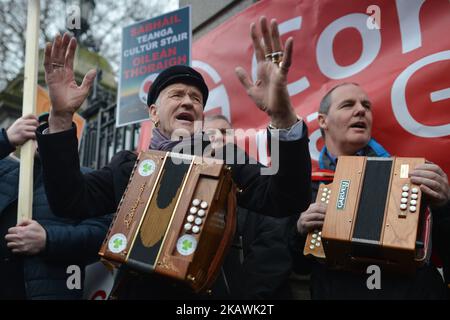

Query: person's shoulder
[[110, 150, 138, 163]]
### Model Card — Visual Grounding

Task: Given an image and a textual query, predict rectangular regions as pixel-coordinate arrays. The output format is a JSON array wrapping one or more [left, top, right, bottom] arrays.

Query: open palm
[[44, 33, 96, 117], [235, 17, 294, 119]]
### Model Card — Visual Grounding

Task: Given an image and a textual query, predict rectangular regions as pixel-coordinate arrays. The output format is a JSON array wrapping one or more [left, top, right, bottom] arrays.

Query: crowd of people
[[1, 16, 449, 300]]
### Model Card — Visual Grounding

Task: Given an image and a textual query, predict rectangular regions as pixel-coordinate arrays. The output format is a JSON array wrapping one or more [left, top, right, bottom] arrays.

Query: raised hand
[[235, 16, 298, 129], [43, 33, 97, 133], [6, 114, 39, 147]]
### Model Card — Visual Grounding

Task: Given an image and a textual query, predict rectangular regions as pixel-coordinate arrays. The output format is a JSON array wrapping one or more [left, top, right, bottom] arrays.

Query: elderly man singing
[[36, 17, 312, 299]]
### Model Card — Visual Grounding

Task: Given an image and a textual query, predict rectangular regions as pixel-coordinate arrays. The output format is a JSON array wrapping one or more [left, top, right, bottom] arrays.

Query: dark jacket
[[221, 207, 293, 299], [431, 199, 450, 294], [35, 123, 311, 299], [290, 140, 448, 299], [0, 128, 112, 300]]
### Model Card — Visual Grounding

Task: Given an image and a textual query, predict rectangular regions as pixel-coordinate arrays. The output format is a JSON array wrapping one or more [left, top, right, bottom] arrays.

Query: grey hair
[[154, 94, 161, 108], [319, 82, 359, 137]]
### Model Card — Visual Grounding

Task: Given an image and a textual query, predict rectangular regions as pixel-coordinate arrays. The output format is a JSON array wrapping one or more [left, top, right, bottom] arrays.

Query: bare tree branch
[[0, 0, 177, 90]]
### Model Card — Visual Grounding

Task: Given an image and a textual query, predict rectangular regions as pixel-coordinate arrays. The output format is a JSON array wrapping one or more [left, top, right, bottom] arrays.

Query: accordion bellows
[[99, 150, 236, 292], [304, 156, 431, 273]]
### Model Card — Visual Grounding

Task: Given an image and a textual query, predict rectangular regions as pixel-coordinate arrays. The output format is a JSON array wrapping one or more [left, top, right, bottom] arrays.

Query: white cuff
[[268, 119, 304, 141]]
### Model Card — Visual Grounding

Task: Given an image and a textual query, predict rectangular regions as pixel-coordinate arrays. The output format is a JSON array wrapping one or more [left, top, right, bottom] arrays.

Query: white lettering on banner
[[308, 128, 322, 162], [160, 32, 188, 47], [136, 27, 173, 44], [430, 88, 450, 103], [304, 112, 321, 162], [124, 42, 159, 57], [193, 60, 231, 122], [306, 112, 319, 123], [396, 0, 425, 53], [391, 50, 450, 138], [251, 17, 310, 97], [316, 13, 381, 79]]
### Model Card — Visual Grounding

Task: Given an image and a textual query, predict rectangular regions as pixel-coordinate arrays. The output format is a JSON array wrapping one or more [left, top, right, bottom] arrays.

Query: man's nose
[[180, 94, 194, 107], [354, 102, 366, 116]]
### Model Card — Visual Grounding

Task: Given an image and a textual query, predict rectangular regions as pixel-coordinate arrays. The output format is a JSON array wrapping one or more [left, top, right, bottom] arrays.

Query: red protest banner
[[139, 0, 450, 175]]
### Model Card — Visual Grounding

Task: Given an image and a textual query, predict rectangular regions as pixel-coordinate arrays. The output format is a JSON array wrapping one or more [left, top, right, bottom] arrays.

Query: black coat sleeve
[[240, 211, 294, 299], [0, 128, 16, 159], [432, 201, 450, 284], [42, 214, 113, 265], [230, 129, 312, 218], [36, 124, 135, 219]]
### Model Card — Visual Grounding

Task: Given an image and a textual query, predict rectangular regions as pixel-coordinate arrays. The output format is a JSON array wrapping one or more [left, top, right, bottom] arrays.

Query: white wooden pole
[[18, 0, 40, 224]]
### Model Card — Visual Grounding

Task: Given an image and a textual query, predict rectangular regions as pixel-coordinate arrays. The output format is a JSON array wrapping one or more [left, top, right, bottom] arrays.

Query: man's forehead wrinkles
[[335, 96, 371, 106], [166, 83, 200, 91]]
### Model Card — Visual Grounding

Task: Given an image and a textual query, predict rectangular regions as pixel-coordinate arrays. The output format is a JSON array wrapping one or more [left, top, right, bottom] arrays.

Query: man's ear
[[318, 113, 327, 132], [149, 104, 158, 122]]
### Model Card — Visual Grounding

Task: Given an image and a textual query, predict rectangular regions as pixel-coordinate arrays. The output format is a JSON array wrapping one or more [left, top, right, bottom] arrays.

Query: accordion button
[[323, 188, 328, 192], [410, 199, 417, 206], [190, 207, 198, 214], [312, 234, 317, 239], [326, 200, 329, 204], [200, 201, 208, 209], [311, 239, 316, 244], [401, 192, 409, 198], [192, 226, 200, 233], [321, 198, 326, 202], [309, 245, 315, 250], [197, 209, 206, 217], [401, 198, 408, 204], [318, 231, 322, 236], [411, 194, 418, 200], [409, 206, 416, 212], [195, 218, 202, 225], [317, 237, 321, 241], [411, 188, 419, 194], [187, 215, 195, 223], [192, 199, 201, 206], [322, 192, 327, 197], [315, 242, 321, 247], [400, 204, 407, 210], [184, 223, 192, 231], [402, 185, 409, 192]]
